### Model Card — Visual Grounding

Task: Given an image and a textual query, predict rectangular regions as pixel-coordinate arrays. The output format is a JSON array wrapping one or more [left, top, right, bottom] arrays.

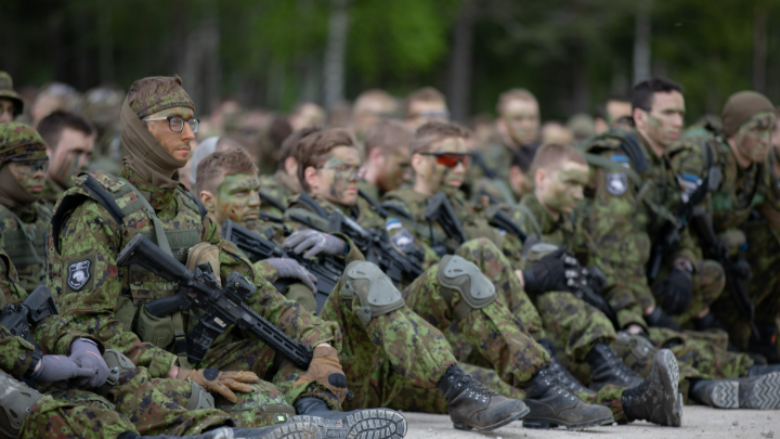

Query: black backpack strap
[[618, 132, 649, 174], [381, 202, 413, 220]]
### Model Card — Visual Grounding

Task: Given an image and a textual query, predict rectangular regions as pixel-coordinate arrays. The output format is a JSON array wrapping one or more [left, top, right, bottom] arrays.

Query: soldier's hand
[[294, 344, 348, 404], [34, 353, 94, 387], [521, 247, 570, 294], [265, 257, 318, 292], [69, 339, 110, 389], [186, 368, 260, 403], [283, 230, 346, 258], [657, 267, 693, 315]]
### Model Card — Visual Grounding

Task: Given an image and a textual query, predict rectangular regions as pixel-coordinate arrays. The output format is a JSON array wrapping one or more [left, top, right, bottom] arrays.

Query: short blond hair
[[410, 121, 469, 155], [496, 88, 538, 116], [528, 143, 586, 177], [405, 87, 447, 117]]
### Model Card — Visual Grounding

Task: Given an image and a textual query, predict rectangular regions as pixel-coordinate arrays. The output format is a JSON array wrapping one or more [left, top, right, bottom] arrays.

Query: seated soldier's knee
[[341, 261, 405, 326], [437, 255, 497, 321], [0, 370, 43, 439]]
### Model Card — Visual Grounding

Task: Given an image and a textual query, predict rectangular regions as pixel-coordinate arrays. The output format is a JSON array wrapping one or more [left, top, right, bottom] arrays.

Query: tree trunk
[[753, 4, 767, 93], [179, 0, 220, 114], [447, 0, 477, 123], [323, 0, 349, 110], [632, 0, 652, 85], [98, 2, 114, 85]]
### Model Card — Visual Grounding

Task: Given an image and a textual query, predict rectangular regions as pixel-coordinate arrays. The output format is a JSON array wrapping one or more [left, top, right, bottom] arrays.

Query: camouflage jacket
[[0, 200, 52, 293], [465, 141, 539, 207], [41, 178, 66, 207], [47, 166, 339, 378], [579, 128, 699, 328], [258, 170, 301, 217]]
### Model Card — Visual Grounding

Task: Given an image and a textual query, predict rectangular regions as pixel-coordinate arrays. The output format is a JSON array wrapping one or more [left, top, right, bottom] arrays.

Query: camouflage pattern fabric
[[0, 71, 23, 116], [41, 178, 66, 207], [0, 122, 48, 166], [0, 201, 51, 293], [258, 170, 300, 217], [128, 79, 194, 119]]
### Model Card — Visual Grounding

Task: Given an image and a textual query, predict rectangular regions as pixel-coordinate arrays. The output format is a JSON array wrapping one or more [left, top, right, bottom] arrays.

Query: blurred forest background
[[2, 0, 779, 122]]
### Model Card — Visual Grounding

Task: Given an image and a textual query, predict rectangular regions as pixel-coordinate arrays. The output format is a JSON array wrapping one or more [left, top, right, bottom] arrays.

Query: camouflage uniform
[[258, 170, 300, 217], [46, 164, 342, 433], [466, 141, 540, 207], [41, 178, 66, 207], [579, 128, 725, 329], [669, 124, 779, 354], [0, 201, 51, 293]]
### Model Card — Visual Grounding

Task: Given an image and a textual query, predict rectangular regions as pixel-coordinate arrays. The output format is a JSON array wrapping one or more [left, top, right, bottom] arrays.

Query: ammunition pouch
[[136, 304, 174, 350], [340, 261, 405, 327], [0, 370, 43, 439], [437, 255, 496, 322]]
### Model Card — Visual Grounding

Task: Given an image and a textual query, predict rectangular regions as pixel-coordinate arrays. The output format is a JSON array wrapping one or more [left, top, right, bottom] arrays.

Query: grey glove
[[34, 354, 93, 387], [282, 230, 347, 258], [265, 257, 318, 292], [69, 339, 110, 389]]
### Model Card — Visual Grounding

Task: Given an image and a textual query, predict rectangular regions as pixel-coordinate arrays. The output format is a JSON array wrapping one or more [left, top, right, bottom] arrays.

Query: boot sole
[[522, 414, 614, 430], [293, 409, 407, 439], [704, 372, 780, 410], [453, 406, 530, 432], [261, 421, 324, 439], [650, 349, 682, 427]]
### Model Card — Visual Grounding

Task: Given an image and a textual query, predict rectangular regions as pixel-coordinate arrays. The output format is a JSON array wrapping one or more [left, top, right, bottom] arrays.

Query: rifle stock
[[0, 284, 59, 345], [424, 192, 468, 245]]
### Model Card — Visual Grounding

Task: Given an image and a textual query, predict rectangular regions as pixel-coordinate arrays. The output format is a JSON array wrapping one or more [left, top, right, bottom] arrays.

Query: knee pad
[[437, 255, 496, 320], [0, 370, 43, 439], [341, 261, 405, 326], [186, 381, 216, 411]]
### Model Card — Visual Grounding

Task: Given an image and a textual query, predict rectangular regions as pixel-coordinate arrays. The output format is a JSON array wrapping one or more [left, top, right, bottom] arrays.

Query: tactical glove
[[69, 339, 110, 389], [658, 267, 693, 315], [294, 345, 349, 404], [644, 307, 681, 332], [34, 353, 94, 387], [265, 257, 318, 292], [521, 247, 570, 294], [283, 230, 346, 258], [185, 368, 260, 404]]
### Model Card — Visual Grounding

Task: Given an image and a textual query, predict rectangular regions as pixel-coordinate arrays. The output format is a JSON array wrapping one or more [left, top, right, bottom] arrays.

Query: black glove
[[657, 267, 693, 315], [522, 247, 570, 294], [644, 306, 681, 332]]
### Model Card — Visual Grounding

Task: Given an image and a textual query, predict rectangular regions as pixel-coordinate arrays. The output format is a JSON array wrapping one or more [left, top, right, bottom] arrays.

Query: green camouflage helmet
[[0, 122, 47, 166], [0, 72, 24, 116], [128, 76, 194, 119]]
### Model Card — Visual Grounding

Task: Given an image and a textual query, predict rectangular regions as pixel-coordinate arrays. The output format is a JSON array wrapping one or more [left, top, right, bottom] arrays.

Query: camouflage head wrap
[[0, 122, 47, 167], [0, 72, 24, 116], [128, 76, 194, 119], [721, 91, 775, 138]]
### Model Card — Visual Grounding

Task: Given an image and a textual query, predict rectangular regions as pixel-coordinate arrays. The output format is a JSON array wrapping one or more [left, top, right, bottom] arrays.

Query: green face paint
[[316, 146, 360, 206], [378, 149, 411, 192], [8, 161, 47, 196], [735, 111, 777, 164], [214, 173, 261, 225], [539, 163, 589, 215], [424, 137, 468, 195], [501, 99, 540, 146]]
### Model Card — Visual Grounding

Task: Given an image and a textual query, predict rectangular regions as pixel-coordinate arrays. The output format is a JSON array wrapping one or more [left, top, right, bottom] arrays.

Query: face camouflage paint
[[317, 146, 360, 206], [734, 111, 777, 164], [215, 173, 261, 225]]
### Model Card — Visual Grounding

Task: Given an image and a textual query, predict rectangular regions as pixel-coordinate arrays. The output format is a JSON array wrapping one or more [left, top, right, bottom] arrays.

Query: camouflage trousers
[[21, 389, 137, 439], [718, 219, 780, 356], [319, 269, 458, 411]]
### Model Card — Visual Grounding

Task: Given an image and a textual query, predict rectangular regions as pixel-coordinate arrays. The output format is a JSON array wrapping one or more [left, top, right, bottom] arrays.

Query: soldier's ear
[[533, 168, 546, 188], [199, 190, 217, 213], [304, 166, 320, 192]]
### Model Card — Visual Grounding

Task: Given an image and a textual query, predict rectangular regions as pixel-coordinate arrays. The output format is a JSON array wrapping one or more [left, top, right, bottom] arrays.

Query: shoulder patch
[[610, 155, 631, 169], [605, 172, 628, 196], [67, 260, 91, 291]]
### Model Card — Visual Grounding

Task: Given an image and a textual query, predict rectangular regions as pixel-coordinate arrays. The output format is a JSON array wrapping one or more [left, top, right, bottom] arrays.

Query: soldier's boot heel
[[586, 342, 644, 391], [622, 349, 682, 427], [292, 397, 407, 439], [539, 339, 595, 395], [521, 366, 614, 430], [690, 372, 780, 410], [436, 364, 529, 431]]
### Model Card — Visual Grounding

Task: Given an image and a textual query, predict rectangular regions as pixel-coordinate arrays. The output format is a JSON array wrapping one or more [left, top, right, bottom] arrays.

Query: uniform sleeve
[[0, 326, 36, 378], [48, 201, 177, 377]]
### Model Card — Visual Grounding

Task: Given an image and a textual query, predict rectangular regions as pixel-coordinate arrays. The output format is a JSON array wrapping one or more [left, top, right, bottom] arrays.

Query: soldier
[[47, 76, 406, 438], [468, 89, 542, 207], [257, 128, 318, 216], [29, 83, 81, 128], [279, 127, 683, 427], [579, 78, 725, 333], [0, 72, 23, 124], [357, 119, 412, 200], [0, 122, 52, 293], [288, 103, 326, 132], [350, 89, 399, 144], [37, 111, 96, 206], [594, 95, 632, 134], [670, 91, 780, 373], [200, 144, 537, 432], [404, 87, 449, 130]]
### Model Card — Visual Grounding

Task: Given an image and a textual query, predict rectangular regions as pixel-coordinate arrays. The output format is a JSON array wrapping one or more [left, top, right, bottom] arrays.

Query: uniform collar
[[120, 165, 177, 211]]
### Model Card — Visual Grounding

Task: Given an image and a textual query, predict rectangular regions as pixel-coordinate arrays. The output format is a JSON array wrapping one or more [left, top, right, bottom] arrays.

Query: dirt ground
[[403, 406, 780, 439]]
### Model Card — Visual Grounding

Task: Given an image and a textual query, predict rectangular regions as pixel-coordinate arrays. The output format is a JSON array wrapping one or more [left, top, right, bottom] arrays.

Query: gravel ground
[[402, 407, 780, 439]]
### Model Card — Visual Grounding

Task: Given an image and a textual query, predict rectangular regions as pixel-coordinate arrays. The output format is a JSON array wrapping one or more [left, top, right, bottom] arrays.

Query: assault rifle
[[221, 219, 343, 314], [117, 234, 313, 369], [424, 192, 468, 246], [0, 284, 58, 346], [258, 191, 287, 213], [690, 206, 759, 340], [487, 209, 528, 242]]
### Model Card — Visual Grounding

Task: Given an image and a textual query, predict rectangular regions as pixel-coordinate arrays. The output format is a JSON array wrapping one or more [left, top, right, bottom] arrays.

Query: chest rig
[[706, 139, 765, 231], [52, 170, 206, 364], [0, 203, 51, 293]]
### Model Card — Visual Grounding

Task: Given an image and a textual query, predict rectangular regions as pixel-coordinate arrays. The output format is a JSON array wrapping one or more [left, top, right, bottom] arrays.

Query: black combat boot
[[622, 349, 682, 427], [436, 364, 529, 431], [521, 367, 614, 429], [585, 342, 644, 390], [121, 422, 325, 439], [690, 372, 780, 410], [538, 339, 595, 395], [293, 397, 407, 439]]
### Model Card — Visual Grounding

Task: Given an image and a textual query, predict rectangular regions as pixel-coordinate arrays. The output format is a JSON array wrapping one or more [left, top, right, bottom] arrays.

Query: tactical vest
[[705, 138, 765, 231], [51, 170, 205, 360], [0, 203, 51, 293]]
